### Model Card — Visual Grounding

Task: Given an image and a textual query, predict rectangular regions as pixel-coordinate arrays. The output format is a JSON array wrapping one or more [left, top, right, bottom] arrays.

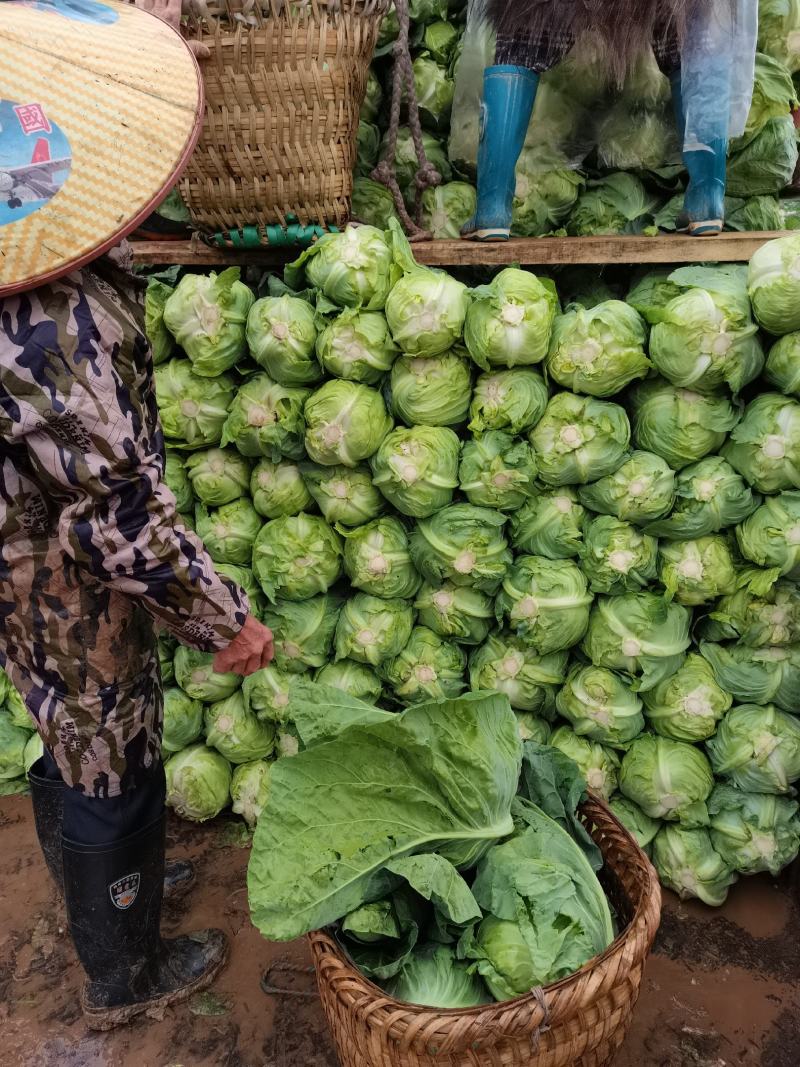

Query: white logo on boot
[[109, 873, 140, 910]]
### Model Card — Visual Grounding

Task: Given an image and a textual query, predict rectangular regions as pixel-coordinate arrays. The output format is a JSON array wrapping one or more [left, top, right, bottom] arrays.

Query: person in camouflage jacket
[[0, 254, 274, 1029]]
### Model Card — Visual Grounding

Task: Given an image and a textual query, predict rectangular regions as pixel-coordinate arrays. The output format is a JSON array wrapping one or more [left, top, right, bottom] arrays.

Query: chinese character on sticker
[[13, 103, 52, 136]]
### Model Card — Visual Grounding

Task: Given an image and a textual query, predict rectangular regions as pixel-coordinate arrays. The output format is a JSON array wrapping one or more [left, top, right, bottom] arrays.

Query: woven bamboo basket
[[309, 797, 662, 1067], [181, 0, 388, 236]]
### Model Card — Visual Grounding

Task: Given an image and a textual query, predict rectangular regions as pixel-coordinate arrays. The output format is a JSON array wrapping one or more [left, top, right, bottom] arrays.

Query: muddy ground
[[1, 794, 798, 1067]]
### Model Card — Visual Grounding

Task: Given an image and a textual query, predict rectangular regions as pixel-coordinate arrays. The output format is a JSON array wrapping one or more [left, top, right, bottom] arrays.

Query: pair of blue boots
[[463, 66, 727, 241]]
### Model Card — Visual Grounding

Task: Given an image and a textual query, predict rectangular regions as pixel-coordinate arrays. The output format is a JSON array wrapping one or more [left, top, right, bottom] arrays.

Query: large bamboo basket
[[309, 797, 662, 1067], [181, 0, 388, 235]]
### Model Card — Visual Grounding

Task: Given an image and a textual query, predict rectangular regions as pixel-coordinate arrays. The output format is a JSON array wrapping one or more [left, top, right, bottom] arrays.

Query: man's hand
[[135, 0, 210, 58], [213, 615, 274, 677]]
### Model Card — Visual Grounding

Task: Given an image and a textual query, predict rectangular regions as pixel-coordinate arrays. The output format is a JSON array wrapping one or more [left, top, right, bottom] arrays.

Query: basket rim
[[310, 794, 662, 1022]]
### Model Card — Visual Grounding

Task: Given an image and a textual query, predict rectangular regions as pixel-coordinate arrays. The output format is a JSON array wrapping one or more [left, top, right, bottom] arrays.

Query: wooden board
[[129, 231, 788, 269]]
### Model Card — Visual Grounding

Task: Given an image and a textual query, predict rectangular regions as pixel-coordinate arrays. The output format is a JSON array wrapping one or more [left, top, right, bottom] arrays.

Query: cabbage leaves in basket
[[247, 690, 522, 941]]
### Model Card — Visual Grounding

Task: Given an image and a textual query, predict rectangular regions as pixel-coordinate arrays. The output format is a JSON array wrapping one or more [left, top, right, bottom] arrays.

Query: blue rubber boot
[[462, 66, 539, 242], [670, 71, 727, 236]]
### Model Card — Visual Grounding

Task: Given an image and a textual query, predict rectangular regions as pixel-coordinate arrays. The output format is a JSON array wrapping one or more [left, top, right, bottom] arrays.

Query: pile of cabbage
[[0, 670, 43, 794], [246, 686, 615, 1009], [150, 227, 800, 911], [352, 0, 800, 239]]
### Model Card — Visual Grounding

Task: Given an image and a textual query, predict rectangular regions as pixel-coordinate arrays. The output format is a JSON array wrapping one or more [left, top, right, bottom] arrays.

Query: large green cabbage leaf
[[248, 690, 522, 940]]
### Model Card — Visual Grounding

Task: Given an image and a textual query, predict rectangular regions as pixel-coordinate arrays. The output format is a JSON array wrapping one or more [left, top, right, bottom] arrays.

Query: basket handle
[[371, 0, 440, 241]]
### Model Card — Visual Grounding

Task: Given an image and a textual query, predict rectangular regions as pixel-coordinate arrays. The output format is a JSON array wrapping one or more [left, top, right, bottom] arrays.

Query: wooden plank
[[130, 231, 788, 269]]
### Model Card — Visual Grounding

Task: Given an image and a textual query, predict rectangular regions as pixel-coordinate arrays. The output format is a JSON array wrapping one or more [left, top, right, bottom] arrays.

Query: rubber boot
[[28, 757, 195, 900], [671, 71, 727, 236], [462, 66, 539, 241], [62, 814, 228, 1031], [28, 759, 65, 889]]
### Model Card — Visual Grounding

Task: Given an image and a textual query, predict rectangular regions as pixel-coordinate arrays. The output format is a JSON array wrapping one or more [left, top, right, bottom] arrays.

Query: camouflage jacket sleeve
[[0, 269, 249, 653]]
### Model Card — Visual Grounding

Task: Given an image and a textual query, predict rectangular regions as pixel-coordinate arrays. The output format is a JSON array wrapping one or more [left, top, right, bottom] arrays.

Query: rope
[[371, 0, 440, 241]]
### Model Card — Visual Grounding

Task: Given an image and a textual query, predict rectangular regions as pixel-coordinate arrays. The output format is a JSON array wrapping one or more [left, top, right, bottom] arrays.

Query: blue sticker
[[15, 0, 118, 24], [0, 100, 72, 228]]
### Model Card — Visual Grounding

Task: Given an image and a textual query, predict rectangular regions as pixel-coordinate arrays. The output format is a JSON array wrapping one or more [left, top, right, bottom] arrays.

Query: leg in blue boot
[[670, 71, 727, 237], [461, 66, 539, 242]]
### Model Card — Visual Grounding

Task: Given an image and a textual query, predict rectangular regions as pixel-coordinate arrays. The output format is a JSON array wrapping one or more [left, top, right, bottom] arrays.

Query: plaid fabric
[[495, 30, 576, 73]]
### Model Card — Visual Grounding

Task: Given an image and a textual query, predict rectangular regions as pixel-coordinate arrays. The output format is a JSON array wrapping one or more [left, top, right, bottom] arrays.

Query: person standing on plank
[[463, 0, 758, 241], [0, 0, 273, 1030]]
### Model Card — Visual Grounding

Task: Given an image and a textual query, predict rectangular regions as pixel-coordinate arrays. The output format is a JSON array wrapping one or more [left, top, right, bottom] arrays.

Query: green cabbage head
[[415, 581, 494, 646], [708, 783, 800, 876], [316, 308, 398, 385], [246, 295, 322, 386], [495, 556, 592, 655], [371, 426, 460, 518], [195, 499, 262, 566], [736, 491, 800, 579], [410, 504, 511, 594], [230, 760, 272, 829], [629, 377, 740, 469], [204, 692, 275, 764], [707, 703, 800, 794], [165, 744, 232, 822], [643, 456, 759, 540], [250, 459, 313, 519], [546, 300, 650, 397], [334, 593, 415, 666], [163, 268, 254, 376], [314, 660, 383, 703], [221, 374, 310, 461], [262, 595, 343, 673], [382, 626, 467, 704], [722, 393, 800, 493], [286, 225, 399, 311], [465, 268, 558, 371], [341, 517, 422, 599], [468, 635, 568, 714], [578, 451, 675, 526], [304, 380, 392, 467], [581, 591, 691, 691], [579, 516, 658, 596], [173, 647, 241, 702], [658, 535, 740, 606], [458, 431, 538, 512], [699, 643, 800, 713], [388, 352, 472, 427], [765, 332, 800, 396], [548, 727, 620, 800], [556, 664, 644, 747], [748, 233, 800, 335], [530, 392, 630, 486], [642, 654, 732, 743], [509, 488, 585, 560], [300, 463, 385, 526], [252, 513, 343, 601], [155, 359, 236, 450], [185, 448, 251, 507], [468, 369, 549, 436], [619, 733, 714, 825], [162, 687, 204, 754], [652, 825, 736, 906]]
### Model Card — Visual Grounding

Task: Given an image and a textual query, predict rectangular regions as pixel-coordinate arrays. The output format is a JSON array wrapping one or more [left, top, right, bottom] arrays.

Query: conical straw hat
[[0, 0, 203, 296]]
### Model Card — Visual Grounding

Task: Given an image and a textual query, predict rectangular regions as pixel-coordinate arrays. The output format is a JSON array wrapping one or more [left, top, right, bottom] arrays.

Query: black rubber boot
[[28, 758, 65, 890], [62, 814, 228, 1031], [29, 757, 195, 900]]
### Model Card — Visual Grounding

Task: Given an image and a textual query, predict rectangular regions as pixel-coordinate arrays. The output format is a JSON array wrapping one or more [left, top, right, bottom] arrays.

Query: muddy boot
[[29, 756, 194, 900], [62, 814, 228, 1031]]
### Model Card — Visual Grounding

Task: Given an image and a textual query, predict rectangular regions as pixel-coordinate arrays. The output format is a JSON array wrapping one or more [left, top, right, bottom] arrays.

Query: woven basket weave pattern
[[182, 1, 387, 231], [310, 798, 662, 1067]]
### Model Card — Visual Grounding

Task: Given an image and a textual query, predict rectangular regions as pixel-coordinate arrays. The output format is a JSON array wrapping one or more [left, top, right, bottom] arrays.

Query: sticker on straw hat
[[17, 0, 118, 23], [0, 100, 71, 228]]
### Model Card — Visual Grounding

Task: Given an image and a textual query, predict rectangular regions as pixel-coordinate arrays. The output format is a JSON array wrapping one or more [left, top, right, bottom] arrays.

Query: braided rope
[[371, 0, 440, 241]]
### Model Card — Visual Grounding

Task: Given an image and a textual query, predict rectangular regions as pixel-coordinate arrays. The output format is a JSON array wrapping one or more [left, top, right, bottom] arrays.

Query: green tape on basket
[[211, 222, 341, 249]]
